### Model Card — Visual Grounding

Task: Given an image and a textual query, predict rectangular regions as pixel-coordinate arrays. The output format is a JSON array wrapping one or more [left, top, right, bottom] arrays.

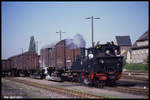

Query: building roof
[[132, 30, 149, 50], [115, 36, 132, 46], [136, 31, 149, 42]]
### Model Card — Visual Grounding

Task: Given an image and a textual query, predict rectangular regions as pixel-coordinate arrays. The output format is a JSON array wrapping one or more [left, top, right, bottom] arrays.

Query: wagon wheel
[[111, 80, 116, 86], [98, 80, 104, 88], [92, 78, 98, 87], [77, 73, 82, 83], [100, 81, 104, 88]]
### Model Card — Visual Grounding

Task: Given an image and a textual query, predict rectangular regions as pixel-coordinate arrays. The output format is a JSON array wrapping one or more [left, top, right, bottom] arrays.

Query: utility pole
[[85, 16, 100, 48], [36, 41, 38, 70], [21, 48, 24, 71], [56, 30, 66, 41], [21, 48, 26, 70], [36, 40, 38, 54]]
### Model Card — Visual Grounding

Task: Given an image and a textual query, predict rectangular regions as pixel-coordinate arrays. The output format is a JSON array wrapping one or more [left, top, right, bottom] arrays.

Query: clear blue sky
[[2, 1, 148, 59]]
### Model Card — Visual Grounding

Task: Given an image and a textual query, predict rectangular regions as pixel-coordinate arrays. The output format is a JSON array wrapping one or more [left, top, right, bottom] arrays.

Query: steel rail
[[105, 86, 148, 95], [121, 75, 148, 81], [59, 80, 149, 95]]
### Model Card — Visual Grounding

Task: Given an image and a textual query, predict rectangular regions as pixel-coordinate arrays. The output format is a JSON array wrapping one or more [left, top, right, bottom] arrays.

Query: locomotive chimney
[[73, 49, 75, 62]]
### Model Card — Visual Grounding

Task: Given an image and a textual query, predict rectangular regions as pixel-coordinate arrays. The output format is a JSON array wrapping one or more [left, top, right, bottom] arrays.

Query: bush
[[147, 55, 149, 64], [124, 63, 148, 71], [123, 58, 126, 67]]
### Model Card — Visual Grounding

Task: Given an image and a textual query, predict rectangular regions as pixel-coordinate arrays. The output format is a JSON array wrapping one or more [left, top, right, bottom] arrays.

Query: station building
[[130, 31, 149, 64], [114, 35, 132, 59]]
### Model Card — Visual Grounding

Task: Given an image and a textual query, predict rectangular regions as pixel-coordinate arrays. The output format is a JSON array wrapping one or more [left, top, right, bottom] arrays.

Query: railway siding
[[121, 75, 148, 81], [2, 78, 72, 98], [117, 86, 148, 95], [105, 86, 148, 96], [3, 77, 148, 99], [4, 77, 106, 99]]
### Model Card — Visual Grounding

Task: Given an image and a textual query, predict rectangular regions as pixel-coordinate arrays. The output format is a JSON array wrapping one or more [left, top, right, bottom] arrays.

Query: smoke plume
[[65, 34, 86, 49], [41, 42, 57, 49]]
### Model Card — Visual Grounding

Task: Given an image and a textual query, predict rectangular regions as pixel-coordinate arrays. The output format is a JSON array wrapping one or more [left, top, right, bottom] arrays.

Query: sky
[[2, 1, 149, 59]]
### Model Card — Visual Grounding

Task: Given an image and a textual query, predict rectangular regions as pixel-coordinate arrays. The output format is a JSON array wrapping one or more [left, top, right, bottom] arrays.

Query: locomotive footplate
[[107, 72, 116, 80]]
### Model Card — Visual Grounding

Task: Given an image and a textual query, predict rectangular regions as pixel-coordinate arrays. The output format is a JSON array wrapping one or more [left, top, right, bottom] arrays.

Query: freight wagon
[[40, 40, 85, 77], [2, 59, 11, 76], [2, 51, 40, 77]]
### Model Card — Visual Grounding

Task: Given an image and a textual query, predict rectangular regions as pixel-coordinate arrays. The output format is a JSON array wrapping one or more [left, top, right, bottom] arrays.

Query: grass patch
[[32, 96, 51, 98], [22, 93, 28, 96], [32, 89, 41, 93], [48, 84, 63, 88], [67, 88, 82, 93], [81, 90, 123, 98], [124, 63, 148, 71]]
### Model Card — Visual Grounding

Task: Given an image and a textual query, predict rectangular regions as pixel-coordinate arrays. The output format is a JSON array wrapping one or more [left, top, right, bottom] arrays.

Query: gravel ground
[[2, 78, 74, 99], [7, 77, 148, 99]]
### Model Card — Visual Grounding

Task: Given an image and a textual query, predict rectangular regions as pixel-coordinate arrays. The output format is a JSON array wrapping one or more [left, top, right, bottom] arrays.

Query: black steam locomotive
[[71, 41, 123, 87]]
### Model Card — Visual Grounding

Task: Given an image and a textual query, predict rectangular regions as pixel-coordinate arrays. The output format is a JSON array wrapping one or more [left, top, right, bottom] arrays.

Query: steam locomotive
[[71, 42, 123, 87]]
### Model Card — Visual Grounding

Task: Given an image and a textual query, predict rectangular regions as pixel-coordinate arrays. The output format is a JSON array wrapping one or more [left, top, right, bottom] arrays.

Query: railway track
[[4, 77, 106, 99], [121, 75, 148, 81], [105, 86, 148, 96], [122, 71, 148, 77], [4, 77, 148, 97], [61, 80, 149, 96], [123, 70, 148, 74]]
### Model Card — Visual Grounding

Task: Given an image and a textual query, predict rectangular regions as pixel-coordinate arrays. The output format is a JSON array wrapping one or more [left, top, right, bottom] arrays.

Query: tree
[[147, 55, 149, 64], [123, 58, 126, 67]]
